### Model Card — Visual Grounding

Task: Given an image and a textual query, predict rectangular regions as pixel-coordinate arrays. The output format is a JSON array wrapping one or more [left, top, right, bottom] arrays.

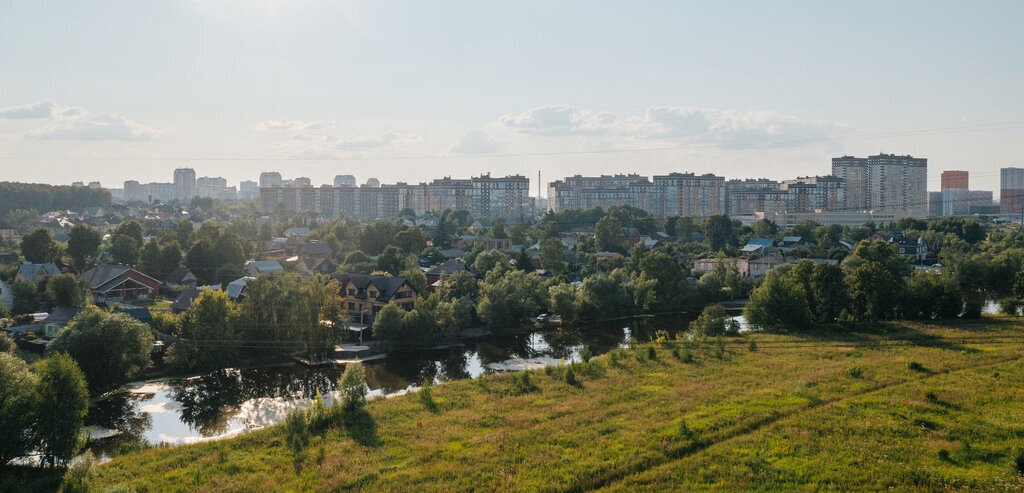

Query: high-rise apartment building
[[261, 174, 530, 221], [259, 172, 283, 189], [547, 174, 653, 213], [725, 179, 787, 215], [831, 153, 927, 216], [780, 176, 846, 212], [653, 173, 726, 217], [940, 170, 970, 216], [174, 168, 197, 201], [239, 181, 258, 200], [1000, 167, 1024, 215], [334, 175, 357, 188]]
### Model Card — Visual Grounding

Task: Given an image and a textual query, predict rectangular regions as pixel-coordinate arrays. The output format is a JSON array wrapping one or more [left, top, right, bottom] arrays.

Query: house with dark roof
[[80, 264, 162, 302], [333, 273, 418, 317], [301, 241, 333, 258], [226, 277, 255, 301], [245, 260, 284, 276], [164, 267, 197, 292], [16, 262, 61, 285], [425, 258, 472, 287]]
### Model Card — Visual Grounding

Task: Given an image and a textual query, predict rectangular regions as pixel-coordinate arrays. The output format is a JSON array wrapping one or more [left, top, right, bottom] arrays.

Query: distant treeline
[[0, 182, 111, 217]]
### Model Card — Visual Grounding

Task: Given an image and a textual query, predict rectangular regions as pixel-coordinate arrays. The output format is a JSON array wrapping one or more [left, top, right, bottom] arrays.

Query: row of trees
[[0, 182, 110, 218]]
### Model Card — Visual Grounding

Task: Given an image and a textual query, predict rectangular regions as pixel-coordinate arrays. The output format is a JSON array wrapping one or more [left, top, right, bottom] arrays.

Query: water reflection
[[85, 315, 693, 458]]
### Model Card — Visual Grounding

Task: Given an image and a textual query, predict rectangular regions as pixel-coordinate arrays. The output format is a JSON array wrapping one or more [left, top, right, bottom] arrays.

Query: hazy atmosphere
[[2, 0, 1022, 193]]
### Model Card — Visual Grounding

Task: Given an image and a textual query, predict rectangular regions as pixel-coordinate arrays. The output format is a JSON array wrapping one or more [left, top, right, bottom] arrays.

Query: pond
[[85, 314, 703, 458]]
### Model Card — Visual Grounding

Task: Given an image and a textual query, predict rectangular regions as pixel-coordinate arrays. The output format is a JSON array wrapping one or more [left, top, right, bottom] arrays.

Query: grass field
[[85, 318, 1024, 492]]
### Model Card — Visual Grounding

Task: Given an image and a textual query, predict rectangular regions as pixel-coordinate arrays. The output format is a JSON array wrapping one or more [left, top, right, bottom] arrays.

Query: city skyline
[[1, 1, 1022, 195]]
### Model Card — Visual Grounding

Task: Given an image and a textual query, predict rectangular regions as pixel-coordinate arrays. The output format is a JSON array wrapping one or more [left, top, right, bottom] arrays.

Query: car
[[535, 313, 551, 323]]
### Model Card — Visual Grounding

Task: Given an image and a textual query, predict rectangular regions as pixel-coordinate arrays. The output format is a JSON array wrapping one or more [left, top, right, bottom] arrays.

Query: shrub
[[61, 450, 96, 493], [579, 345, 593, 363], [748, 339, 758, 352], [671, 347, 681, 360], [508, 372, 539, 396], [1015, 450, 1024, 477], [681, 348, 695, 364], [647, 346, 657, 360], [998, 298, 1022, 316], [677, 418, 695, 441], [564, 365, 581, 388], [907, 361, 926, 373], [419, 378, 438, 412], [284, 408, 310, 454], [847, 367, 864, 379], [339, 363, 368, 411]]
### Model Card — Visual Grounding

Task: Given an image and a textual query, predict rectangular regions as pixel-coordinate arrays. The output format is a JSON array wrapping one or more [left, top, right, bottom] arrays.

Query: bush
[[418, 378, 438, 412], [338, 363, 368, 411], [907, 361, 926, 373], [579, 345, 593, 363], [564, 365, 581, 388], [647, 346, 657, 360], [999, 298, 1022, 316], [284, 408, 310, 454], [1015, 450, 1024, 477], [847, 367, 864, 378], [748, 339, 758, 352], [507, 372, 539, 396], [61, 450, 96, 493]]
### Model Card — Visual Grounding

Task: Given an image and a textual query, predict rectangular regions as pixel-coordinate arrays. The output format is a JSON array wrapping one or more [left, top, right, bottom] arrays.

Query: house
[[621, 227, 642, 244], [781, 236, 804, 247], [425, 258, 472, 287], [333, 273, 418, 320], [80, 264, 162, 302], [0, 220, 16, 245], [302, 256, 333, 275], [164, 267, 198, 291], [16, 262, 61, 285], [171, 286, 202, 313], [438, 248, 466, 260], [41, 307, 82, 338], [742, 238, 776, 256], [301, 241, 333, 258], [283, 227, 311, 240], [0, 279, 13, 310], [461, 236, 513, 251], [469, 219, 491, 234], [746, 256, 787, 278], [245, 260, 284, 276], [889, 237, 928, 264], [416, 213, 440, 228], [226, 277, 255, 301]]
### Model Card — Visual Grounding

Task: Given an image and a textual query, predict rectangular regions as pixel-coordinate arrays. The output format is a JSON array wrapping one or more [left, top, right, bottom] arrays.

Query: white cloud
[[28, 113, 156, 141], [498, 105, 840, 148], [449, 129, 501, 154], [273, 130, 417, 158], [0, 101, 86, 120], [257, 119, 330, 131]]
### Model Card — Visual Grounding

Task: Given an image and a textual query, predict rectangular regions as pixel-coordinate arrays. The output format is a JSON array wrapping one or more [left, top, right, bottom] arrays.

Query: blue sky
[[1, 0, 1022, 195]]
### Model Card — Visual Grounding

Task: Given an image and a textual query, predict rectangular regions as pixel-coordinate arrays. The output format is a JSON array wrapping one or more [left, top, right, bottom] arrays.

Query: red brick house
[[80, 264, 162, 302]]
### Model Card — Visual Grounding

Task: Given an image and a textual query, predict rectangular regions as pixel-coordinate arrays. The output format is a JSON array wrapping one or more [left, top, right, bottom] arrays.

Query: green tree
[[595, 215, 623, 252], [33, 353, 89, 466], [359, 221, 397, 256], [140, 239, 182, 281], [476, 270, 547, 328], [11, 280, 38, 314], [400, 267, 428, 295], [703, 215, 735, 252], [45, 273, 89, 308], [576, 269, 633, 321], [690, 304, 735, 337], [902, 271, 963, 320], [338, 362, 368, 411], [21, 228, 58, 264], [0, 353, 38, 465], [752, 219, 779, 238], [185, 224, 248, 285], [843, 240, 907, 321], [112, 221, 144, 246], [548, 282, 578, 324], [744, 269, 811, 332], [372, 303, 406, 343], [174, 290, 241, 370], [810, 262, 848, 323], [473, 249, 510, 275], [491, 218, 507, 239], [48, 308, 154, 393], [376, 246, 409, 276], [392, 227, 428, 254], [0, 331, 15, 353], [540, 237, 567, 275], [109, 234, 140, 265], [437, 271, 478, 301], [67, 224, 101, 271]]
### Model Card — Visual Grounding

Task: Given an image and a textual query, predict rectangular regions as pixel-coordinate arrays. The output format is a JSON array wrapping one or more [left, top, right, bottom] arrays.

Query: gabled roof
[[284, 227, 311, 236], [80, 264, 160, 292], [438, 248, 466, 259], [782, 236, 803, 244], [245, 260, 284, 274], [302, 256, 328, 272], [746, 238, 775, 247], [741, 244, 765, 253], [164, 266, 196, 286], [332, 273, 416, 302], [171, 287, 202, 311], [302, 241, 333, 257], [226, 277, 255, 300], [18, 263, 60, 282], [426, 258, 470, 277], [44, 307, 82, 326]]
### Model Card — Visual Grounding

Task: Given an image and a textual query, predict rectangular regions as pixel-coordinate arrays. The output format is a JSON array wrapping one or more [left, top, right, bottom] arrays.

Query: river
[[85, 314, 721, 458]]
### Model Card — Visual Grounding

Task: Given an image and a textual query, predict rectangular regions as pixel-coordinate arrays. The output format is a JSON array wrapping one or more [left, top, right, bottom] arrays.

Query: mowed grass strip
[[92, 319, 1024, 492]]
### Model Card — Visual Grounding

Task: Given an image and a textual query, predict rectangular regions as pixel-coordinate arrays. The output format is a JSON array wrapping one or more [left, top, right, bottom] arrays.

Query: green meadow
[[88, 318, 1024, 492]]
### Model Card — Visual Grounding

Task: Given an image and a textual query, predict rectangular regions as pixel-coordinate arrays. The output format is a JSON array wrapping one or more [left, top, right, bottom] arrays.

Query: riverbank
[[87, 317, 1024, 491]]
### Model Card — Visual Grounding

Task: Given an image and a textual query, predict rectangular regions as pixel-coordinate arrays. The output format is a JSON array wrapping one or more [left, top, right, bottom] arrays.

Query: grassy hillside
[[90, 319, 1024, 492]]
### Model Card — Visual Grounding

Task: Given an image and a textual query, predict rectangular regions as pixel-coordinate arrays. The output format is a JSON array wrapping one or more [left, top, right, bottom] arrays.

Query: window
[[369, 291, 377, 298], [348, 302, 355, 310], [348, 289, 355, 296]]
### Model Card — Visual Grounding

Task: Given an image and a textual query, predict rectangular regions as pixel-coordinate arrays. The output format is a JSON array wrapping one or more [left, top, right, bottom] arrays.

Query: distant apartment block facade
[[831, 153, 928, 216], [549, 173, 846, 218], [1001, 167, 1024, 215], [260, 174, 530, 221]]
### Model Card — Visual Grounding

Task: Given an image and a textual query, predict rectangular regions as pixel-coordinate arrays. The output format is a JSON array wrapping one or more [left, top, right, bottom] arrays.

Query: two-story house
[[333, 273, 418, 320]]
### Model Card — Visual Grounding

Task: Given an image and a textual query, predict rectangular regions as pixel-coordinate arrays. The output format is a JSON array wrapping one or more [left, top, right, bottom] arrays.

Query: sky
[[1, 0, 1022, 197]]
